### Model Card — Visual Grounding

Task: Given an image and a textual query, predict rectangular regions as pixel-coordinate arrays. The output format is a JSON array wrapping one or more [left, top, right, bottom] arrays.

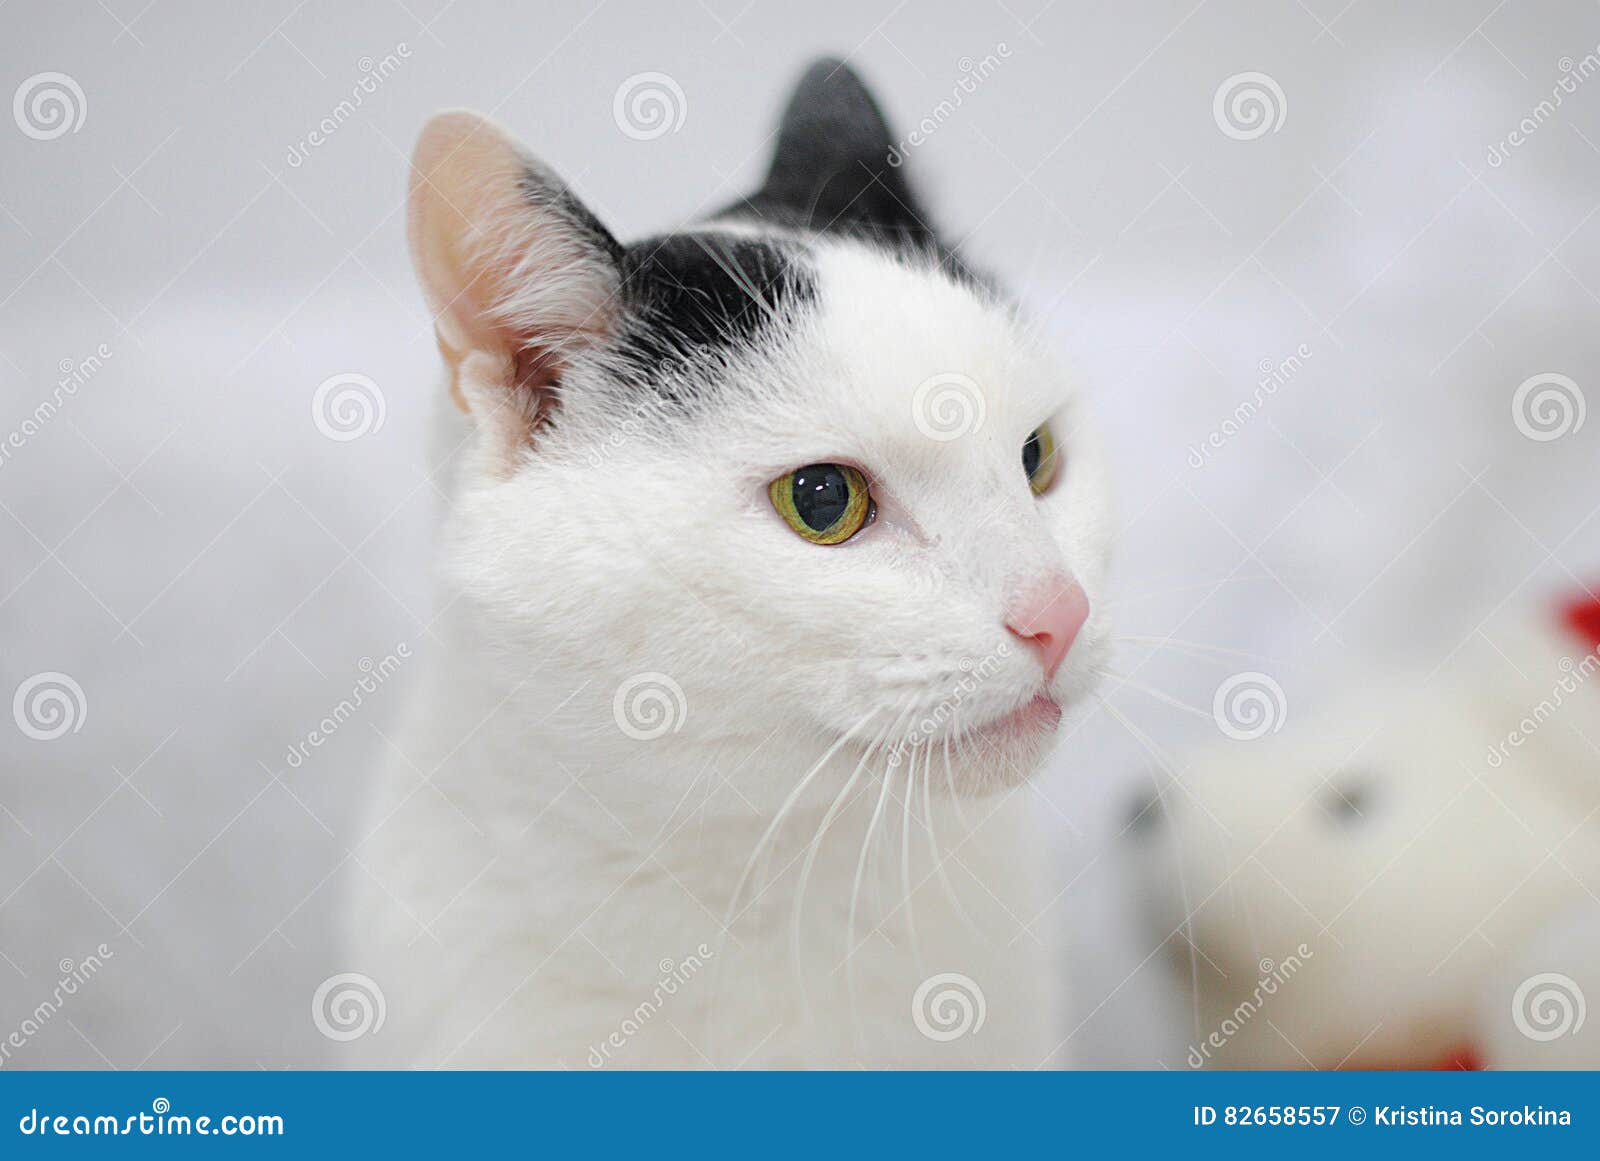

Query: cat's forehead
[[603, 226, 1058, 440]]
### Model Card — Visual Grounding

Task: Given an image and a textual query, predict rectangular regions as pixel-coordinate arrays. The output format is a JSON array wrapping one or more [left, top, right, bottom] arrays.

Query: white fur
[[349, 206, 1114, 1066]]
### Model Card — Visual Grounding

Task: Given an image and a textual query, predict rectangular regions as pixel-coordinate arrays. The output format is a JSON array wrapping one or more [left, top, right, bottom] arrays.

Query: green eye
[[1023, 422, 1060, 495], [769, 463, 873, 545]]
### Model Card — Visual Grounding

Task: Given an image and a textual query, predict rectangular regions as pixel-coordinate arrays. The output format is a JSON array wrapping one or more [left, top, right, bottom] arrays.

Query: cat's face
[[410, 62, 1111, 797]]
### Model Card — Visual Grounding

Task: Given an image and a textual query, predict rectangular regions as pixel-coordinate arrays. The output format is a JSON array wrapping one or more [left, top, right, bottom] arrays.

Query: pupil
[[1022, 431, 1042, 478], [791, 464, 851, 532]]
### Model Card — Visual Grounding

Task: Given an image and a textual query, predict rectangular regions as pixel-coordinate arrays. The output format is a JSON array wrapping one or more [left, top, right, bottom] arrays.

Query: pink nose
[[1005, 577, 1089, 681]]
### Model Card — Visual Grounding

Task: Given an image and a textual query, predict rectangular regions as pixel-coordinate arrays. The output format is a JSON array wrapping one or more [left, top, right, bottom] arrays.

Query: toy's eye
[[1320, 780, 1376, 824], [769, 463, 873, 545], [1023, 423, 1060, 495]]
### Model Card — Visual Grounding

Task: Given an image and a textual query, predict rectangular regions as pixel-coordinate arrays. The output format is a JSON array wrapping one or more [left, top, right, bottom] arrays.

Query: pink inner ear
[[406, 110, 618, 368]]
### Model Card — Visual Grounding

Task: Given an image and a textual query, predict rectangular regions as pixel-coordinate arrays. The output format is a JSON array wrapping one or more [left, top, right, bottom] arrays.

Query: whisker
[[846, 722, 904, 1054], [1094, 666, 1214, 721], [1100, 574, 1277, 608], [920, 739, 985, 942], [900, 741, 923, 976], [1112, 635, 1293, 668], [790, 712, 896, 1015], [1095, 693, 1205, 1042]]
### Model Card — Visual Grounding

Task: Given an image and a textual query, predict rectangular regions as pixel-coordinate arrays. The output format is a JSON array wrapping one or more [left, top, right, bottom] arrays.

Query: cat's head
[[408, 60, 1111, 797]]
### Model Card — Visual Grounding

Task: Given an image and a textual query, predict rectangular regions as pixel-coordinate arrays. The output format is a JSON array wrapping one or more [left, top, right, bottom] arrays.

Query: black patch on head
[[719, 58, 981, 286], [609, 231, 815, 395]]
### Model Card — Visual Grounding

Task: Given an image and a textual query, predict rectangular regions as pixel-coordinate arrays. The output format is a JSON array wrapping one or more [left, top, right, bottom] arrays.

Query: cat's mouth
[[970, 693, 1062, 742]]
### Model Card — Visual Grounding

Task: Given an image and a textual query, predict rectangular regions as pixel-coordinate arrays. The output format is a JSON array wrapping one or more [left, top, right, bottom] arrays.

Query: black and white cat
[[351, 59, 1112, 1067]]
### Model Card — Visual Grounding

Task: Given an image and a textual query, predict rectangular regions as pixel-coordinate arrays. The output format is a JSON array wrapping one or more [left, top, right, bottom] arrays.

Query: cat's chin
[[940, 695, 1065, 796]]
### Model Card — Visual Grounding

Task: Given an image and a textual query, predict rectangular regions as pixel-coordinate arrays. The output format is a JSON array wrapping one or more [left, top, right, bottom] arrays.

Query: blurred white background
[[2, 0, 1598, 1067]]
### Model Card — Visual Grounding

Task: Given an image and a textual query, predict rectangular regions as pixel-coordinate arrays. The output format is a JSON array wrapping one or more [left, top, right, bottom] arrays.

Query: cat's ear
[[745, 58, 936, 247], [408, 110, 622, 421]]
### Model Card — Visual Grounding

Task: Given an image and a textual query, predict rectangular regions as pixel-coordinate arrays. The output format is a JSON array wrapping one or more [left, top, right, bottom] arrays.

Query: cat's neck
[[361, 601, 1061, 1066]]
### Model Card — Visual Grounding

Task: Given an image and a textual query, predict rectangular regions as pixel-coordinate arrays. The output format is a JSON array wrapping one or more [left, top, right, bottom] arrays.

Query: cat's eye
[[1023, 422, 1060, 495], [769, 463, 873, 545]]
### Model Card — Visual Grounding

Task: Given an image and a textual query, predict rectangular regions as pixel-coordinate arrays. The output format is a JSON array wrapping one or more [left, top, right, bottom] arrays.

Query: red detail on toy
[[1561, 589, 1600, 652], [1430, 1043, 1484, 1071], [1342, 1043, 1483, 1071]]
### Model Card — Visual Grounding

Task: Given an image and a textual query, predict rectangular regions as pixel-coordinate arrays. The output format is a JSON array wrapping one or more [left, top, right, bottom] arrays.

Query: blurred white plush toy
[[1478, 898, 1597, 1069], [1125, 590, 1600, 1069]]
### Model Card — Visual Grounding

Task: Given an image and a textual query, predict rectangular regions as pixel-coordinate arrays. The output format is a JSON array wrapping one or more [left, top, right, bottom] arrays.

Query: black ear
[[731, 58, 937, 250]]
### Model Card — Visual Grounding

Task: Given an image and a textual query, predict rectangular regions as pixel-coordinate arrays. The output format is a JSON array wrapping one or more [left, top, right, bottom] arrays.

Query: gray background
[[2, 0, 1598, 1067]]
